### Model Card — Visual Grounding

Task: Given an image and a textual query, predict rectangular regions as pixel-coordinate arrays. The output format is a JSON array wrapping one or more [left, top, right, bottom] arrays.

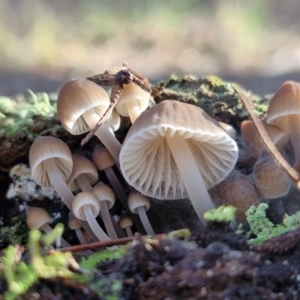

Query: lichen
[[203, 205, 237, 223], [246, 203, 300, 245]]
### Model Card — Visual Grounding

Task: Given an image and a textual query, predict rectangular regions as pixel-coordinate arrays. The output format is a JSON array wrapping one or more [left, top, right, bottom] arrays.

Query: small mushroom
[[210, 170, 261, 222], [241, 120, 288, 159], [72, 191, 110, 242], [105, 109, 121, 134], [66, 154, 99, 192], [57, 79, 121, 164], [120, 100, 238, 224], [91, 182, 118, 239], [252, 152, 291, 199], [67, 154, 125, 238], [68, 213, 88, 244], [119, 215, 133, 237], [27, 207, 71, 248], [115, 82, 151, 123], [92, 145, 144, 232], [266, 81, 300, 160], [127, 190, 155, 235]]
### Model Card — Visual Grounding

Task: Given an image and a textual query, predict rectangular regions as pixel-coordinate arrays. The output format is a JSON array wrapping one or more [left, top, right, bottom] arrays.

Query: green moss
[[0, 91, 58, 137], [246, 203, 300, 245], [204, 205, 237, 223]]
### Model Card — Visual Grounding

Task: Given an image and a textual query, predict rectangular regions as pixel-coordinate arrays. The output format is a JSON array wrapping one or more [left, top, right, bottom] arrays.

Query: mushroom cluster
[[26, 64, 300, 248]]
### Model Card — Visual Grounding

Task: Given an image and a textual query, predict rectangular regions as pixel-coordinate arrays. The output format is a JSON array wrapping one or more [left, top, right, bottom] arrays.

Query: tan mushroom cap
[[66, 154, 99, 191], [72, 192, 100, 221], [266, 81, 300, 127], [92, 182, 116, 209], [120, 100, 238, 200], [115, 82, 150, 118], [57, 79, 110, 135], [119, 215, 133, 228], [27, 207, 51, 229], [92, 145, 115, 170], [68, 215, 82, 230], [127, 190, 150, 214], [29, 136, 73, 188]]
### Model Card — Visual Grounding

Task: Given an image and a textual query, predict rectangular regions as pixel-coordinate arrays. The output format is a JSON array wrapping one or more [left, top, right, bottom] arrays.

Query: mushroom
[[115, 82, 151, 123], [29, 136, 97, 241], [67, 154, 125, 238], [266, 81, 300, 160], [210, 170, 261, 222], [57, 79, 121, 164], [92, 145, 144, 232], [105, 109, 121, 134], [91, 182, 118, 239], [120, 100, 238, 224], [127, 190, 155, 235], [27, 207, 71, 248], [119, 215, 133, 237], [252, 151, 291, 199], [241, 120, 288, 159], [72, 191, 110, 242], [66, 154, 99, 192]]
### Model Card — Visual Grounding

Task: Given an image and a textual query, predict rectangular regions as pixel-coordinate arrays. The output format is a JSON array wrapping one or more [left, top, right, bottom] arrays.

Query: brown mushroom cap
[[57, 79, 110, 135], [119, 215, 133, 229], [127, 190, 151, 213], [120, 100, 238, 200], [29, 136, 73, 188], [92, 145, 115, 170], [66, 154, 99, 192], [27, 207, 51, 230]]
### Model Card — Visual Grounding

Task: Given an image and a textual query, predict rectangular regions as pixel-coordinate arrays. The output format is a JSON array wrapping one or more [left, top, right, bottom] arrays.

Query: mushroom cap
[[66, 154, 99, 191], [266, 81, 300, 128], [92, 145, 115, 170], [29, 136, 73, 187], [253, 152, 291, 199], [120, 100, 238, 200], [210, 170, 261, 222], [72, 191, 100, 221], [127, 190, 150, 213], [57, 79, 110, 135], [241, 120, 288, 158], [119, 215, 133, 228], [91, 182, 116, 209], [68, 215, 82, 230], [27, 207, 51, 229], [115, 82, 150, 117]]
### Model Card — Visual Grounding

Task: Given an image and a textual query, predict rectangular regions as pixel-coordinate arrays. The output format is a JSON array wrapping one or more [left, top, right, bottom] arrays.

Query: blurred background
[[1, 0, 300, 96]]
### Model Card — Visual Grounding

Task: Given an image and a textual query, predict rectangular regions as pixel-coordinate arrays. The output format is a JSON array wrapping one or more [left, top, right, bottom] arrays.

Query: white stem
[[104, 167, 144, 233], [127, 103, 142, 123], [166, 135, 215, 225], [75, 228, 88, 244], [43, 159, 98, 242], [125, 227, 133, 237], [83, 205, 110, 242], [77, 174, 92, 192], [137, 206, 155, 235], [100, 201, 118, 239]]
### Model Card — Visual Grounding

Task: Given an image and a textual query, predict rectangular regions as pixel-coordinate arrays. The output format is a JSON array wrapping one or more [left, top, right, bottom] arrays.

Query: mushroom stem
[[83, 205, 110, 242], [125, 227, 133, 237], [166, 135, 215, 224], [76, 174, 92, 192], [40, 223, 71, 248], [100, 201, 118, 240], [82, 110, 121, 165], [127, 101, 142, 123], [75, 228, 88, 244], [43, 159, 98, 242], [137, 206, 155, 235]]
